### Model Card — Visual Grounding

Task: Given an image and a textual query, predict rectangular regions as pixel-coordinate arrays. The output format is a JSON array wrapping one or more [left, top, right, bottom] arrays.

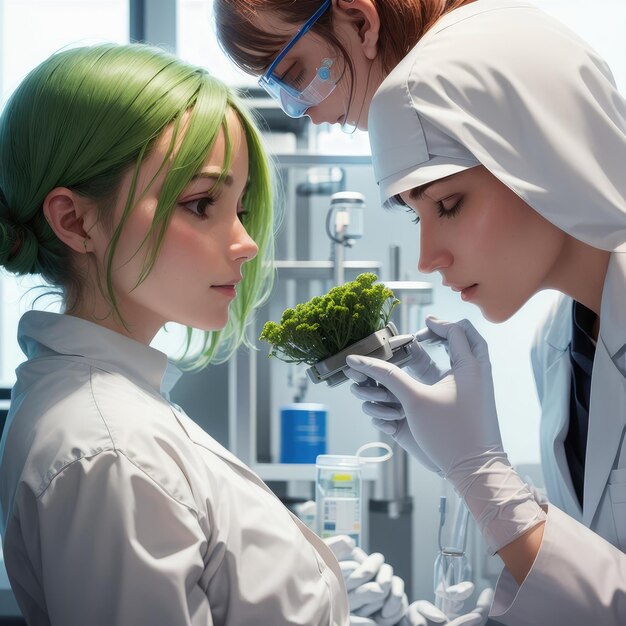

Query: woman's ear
[[335, 0, 380, 60], [43, 188, 96, 254]]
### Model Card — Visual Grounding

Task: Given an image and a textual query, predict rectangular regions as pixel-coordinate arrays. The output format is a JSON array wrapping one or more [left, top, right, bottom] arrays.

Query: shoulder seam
[[36, 448, 201, 516], [89, 365, 117, 451]]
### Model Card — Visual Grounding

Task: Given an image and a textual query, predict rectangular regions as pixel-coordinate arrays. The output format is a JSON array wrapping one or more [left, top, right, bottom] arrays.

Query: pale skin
[[42, 109, 258, 345], [400, 165, 610, 584]]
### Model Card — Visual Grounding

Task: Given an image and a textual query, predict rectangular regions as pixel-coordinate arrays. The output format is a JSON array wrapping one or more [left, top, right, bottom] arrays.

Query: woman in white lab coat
[[0, 43, 351, 626], [215, 0, 626, 624]]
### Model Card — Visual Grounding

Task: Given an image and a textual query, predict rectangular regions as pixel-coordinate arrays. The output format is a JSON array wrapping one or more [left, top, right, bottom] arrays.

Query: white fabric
[[402, 587, 492, 626], [487, 252, 626, 624], [324, 534, 408, 624], [368, 0, 626, 251], [0, 311, 349, 626]]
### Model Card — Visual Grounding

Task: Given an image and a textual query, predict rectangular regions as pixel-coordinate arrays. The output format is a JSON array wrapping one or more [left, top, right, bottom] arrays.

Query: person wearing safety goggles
[[216, 0, 407, 133], [258, 0, 337, 120]]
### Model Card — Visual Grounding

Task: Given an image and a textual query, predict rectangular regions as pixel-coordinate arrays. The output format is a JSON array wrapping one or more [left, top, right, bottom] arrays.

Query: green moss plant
[[259, 273, 400, 365]]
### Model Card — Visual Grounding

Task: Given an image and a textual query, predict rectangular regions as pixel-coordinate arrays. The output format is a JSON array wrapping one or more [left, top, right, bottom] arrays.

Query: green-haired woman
[[0, 43, 349, 625]]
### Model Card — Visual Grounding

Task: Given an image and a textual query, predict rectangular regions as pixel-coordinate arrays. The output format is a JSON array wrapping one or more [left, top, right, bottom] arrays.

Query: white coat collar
[[598, 252, 626, 365], [541, 253, 626, 360], [584, 252, 626, 524], [17, 311, 182, 396], [538, 253, 626, 524]]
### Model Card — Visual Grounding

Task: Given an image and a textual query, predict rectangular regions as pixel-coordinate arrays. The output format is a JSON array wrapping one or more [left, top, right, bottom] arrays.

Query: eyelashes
[[436, 198, 463, 218], [180, 196, 251, 226], [181, 196, 215, 219], [289, 68, 307, 89], [405, 207, 420, 224], [405, 198, 464, 224]]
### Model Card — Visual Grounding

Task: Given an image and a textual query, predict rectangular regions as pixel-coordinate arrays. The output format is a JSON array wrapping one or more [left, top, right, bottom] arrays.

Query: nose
[[305, 108, 324, 125], [230, 219, 259, 263], [417, 224, 452, 274]]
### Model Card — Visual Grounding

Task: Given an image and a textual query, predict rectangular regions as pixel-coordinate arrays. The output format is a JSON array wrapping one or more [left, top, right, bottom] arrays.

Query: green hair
[[0, 43, 276, 367]]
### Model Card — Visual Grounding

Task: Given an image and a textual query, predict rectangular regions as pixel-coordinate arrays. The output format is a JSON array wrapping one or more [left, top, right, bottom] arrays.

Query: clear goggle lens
[[260, 59, 336, 118]]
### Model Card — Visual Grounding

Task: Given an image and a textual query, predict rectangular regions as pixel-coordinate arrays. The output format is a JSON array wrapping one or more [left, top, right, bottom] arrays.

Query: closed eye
[[280, 62, 307, 89], [436, 197, 463, 218], [289, 68, 307, 89]]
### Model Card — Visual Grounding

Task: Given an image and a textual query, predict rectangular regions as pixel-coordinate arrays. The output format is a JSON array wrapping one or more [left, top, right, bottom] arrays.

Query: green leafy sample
[[259, 273, 399, 365]]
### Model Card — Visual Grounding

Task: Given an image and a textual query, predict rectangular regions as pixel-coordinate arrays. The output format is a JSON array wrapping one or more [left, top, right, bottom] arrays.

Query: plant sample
[[259, 273, 400, 365]]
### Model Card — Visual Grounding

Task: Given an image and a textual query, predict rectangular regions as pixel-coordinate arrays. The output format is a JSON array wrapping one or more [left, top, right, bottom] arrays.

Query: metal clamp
[[306, 322, 417, 387]]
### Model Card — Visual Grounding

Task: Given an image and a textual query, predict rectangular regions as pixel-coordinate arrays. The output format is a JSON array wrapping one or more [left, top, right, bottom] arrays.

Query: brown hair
[[214, 0, 471, 77]]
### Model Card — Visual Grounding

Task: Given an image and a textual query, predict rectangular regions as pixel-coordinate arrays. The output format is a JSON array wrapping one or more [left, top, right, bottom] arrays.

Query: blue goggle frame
[[259, 0, 334, 118]]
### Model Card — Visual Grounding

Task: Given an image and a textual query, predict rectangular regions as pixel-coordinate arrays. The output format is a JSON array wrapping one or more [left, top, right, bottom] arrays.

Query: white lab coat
[[0, 311, 350, 626], [489, 252, 626, 623]]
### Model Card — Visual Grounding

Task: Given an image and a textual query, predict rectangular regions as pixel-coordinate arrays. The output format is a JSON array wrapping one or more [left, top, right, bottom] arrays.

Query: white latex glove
[[323, 535, 408, 621], [434, 581, 475, 620], [346, 552, 386, 592], [401, 587, 494, 626], [372, 574, 409, 625], [347, 317, 545, 553], [324, 534, 357, 561], [347, 327, 447, 474]]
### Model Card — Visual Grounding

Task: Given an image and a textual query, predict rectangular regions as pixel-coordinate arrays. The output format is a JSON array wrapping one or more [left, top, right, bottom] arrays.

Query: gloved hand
[[324, 535, 409, 625], [346, 326, 448, 389], [401, 587, 494, 626], [347, 317, 545, 553], [346, 327, 448, 474], [433, 580, 475, 620]]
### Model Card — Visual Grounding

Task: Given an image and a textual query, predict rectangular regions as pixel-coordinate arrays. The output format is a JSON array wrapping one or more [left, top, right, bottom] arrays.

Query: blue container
[[280, 403, 327, 464]]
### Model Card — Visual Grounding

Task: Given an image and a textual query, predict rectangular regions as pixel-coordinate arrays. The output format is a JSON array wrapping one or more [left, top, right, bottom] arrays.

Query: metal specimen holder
[[306, 322, 416, 387]]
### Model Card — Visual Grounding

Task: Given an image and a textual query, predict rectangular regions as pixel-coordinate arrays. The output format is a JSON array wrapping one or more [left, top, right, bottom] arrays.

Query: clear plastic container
[[315, 454, 362, 546]]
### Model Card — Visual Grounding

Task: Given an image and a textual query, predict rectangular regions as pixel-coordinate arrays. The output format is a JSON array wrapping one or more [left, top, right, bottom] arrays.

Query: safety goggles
[[259, 0, 336, 118]]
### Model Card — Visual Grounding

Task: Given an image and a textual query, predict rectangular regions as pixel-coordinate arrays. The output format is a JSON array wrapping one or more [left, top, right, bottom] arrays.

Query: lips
[[444, 282, 475, 292], [211, 285, 237, 298], [212, 278, 241, 288], [443, 281, 479, 302]]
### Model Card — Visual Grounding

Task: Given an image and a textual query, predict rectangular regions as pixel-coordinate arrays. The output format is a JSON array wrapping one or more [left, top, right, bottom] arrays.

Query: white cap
[[369, 70, 478, 204], [368, 0, 626, 251]]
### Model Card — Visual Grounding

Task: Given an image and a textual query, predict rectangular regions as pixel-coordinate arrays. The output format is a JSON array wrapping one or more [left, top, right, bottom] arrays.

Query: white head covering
[[368, 0, 626, 252]]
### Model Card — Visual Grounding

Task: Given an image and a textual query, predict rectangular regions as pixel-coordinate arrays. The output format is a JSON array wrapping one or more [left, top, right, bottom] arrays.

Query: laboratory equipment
[[280, 403, 327, 463], [326, 191, 366, 286], [316, 454, 362, 544], [306, 322, 427, 387], [316, 443, 392, 546], [433, 496, 472, 619]]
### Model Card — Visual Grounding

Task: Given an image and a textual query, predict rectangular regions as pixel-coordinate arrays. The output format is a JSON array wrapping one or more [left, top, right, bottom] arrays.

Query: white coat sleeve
[[31, 450, 211, 626], [490, 504, 626, 625]]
